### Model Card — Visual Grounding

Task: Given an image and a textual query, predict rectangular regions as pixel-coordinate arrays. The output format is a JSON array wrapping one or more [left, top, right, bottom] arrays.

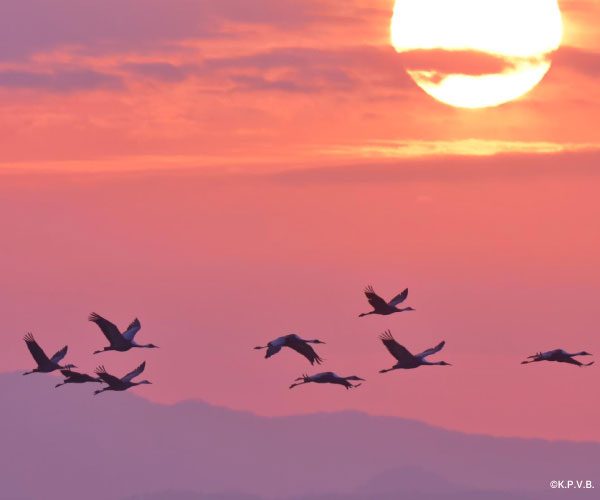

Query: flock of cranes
[[254, 286, 594, 390], [23, 313, 157, 395], [254, 286, 450, 389], [22, 286, 594, 394]]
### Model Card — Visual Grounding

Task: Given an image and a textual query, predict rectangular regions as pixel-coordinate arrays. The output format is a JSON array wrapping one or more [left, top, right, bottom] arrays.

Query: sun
[[391, 0, 563, 108]]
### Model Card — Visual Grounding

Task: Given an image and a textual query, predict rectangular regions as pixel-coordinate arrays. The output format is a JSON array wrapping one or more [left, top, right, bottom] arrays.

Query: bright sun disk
[[391, 0, 563, 108]]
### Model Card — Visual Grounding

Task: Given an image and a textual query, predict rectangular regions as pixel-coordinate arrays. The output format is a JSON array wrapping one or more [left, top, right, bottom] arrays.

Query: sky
[[1, 0, 600, 443]]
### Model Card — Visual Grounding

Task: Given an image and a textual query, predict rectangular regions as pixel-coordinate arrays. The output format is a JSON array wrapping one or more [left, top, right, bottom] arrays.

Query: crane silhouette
[[94, 361, 151, 395], [23, 333, 76, 375], [89, 312, 158, 354], [289, 372, 364, 389], [378, 330, 450, 372], [359, 286, 415, 317], [254, 334, 325, 365], [55, 369, 102, 388], [521, 349, 593, 367]]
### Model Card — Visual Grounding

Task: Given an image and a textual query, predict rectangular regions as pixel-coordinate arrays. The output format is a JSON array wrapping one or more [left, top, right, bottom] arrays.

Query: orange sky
[[0, 0, 599, 169], [1, 0, 600, 442]]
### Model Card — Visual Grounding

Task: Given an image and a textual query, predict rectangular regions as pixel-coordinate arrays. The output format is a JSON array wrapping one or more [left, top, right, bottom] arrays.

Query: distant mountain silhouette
[[3, 372, 598, 500], [355, 466, 457, 495], [125, 475, 592, 500], [124, 492, 261, 500], [124, 489, 539, 500]]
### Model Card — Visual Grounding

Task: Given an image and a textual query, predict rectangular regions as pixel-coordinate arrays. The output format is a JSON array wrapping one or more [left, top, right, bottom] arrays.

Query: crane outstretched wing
[[379, 330, 413, 363], [364, 286, 389, 312], [558, 356, 585, 366], [122, 318, 141, 342], [50, 345, 68, 364], [23, 333, 51, 366], [95, 365, 124, 387], [89, 313, 127, 347], [122, 361, 146, 382], [388, 288, 408, 307], [417, 341, 445, 359], [287, 339, 324, 365]]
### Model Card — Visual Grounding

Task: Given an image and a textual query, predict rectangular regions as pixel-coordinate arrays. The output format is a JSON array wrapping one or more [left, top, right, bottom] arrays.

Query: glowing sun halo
[[391, 0, 563, 108]]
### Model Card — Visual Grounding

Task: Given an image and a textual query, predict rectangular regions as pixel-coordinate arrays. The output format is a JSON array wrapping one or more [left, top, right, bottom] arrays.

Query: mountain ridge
[[2, 371, 598, 500]]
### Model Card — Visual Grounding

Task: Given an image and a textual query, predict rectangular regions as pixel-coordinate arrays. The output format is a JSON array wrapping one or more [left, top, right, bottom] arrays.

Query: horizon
[[5, 368, 599, 446]]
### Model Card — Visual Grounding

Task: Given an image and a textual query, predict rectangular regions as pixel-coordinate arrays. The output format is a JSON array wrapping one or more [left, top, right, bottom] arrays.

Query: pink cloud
[[551, 46, 600, 76], [395, 48, 517, 75], [0, 0, 335, 61], [0, 68, 123, 92]]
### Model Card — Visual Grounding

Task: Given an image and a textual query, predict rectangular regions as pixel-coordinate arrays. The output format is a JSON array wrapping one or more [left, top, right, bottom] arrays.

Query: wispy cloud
[[551, 46, 600, 76], [0, 0, 327, 61], [323, 139, 600, 159], [394, 48, 518, 75], [120, 62, 197, 82], [0, 68, 123, 92]]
